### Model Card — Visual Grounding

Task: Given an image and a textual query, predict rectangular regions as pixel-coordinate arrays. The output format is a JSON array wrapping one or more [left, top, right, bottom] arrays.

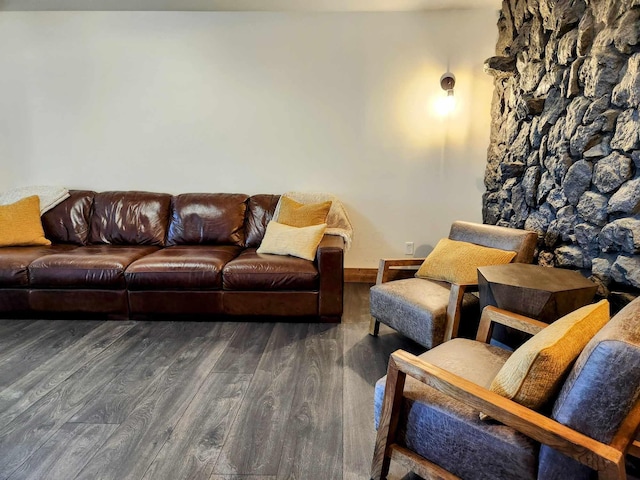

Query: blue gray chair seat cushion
[[374, 339, 538, 480], [370, 278, 479, 349], [538, 299, 640, 479]]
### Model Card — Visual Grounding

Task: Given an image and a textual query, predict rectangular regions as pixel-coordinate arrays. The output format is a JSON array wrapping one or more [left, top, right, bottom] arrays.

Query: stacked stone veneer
[[483, 0, 640, 295]]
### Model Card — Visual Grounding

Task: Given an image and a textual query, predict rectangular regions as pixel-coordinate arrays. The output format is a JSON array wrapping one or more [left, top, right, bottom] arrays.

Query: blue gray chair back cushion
[[538, 297, 640, 479], [448, 221, 537, 264]]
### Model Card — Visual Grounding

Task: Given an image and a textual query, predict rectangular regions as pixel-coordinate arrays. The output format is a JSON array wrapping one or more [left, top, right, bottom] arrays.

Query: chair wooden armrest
[[372, 349, 632, 480], [376, 258, 425, 284], [476, 305, 548, 344]]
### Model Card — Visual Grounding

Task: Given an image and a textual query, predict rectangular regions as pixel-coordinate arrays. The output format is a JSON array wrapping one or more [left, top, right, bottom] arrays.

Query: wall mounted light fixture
[[436, 72, 456, 116], [440, 72, 455, 95]]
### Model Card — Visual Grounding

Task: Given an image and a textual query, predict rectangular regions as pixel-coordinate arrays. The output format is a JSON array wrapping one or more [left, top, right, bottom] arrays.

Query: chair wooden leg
[[597, 457, 627, 480], [370, 317, 381, 336], [443, 284, 466, 342], [629, 439, 640, 458], [371, 355, 406, 480]]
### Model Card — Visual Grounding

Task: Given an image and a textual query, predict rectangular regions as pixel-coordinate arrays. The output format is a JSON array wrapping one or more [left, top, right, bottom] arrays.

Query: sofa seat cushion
[[0, 245, 77, 287], [29, 245, 159, 289], [125, 245, 242, 290], [374, 339, 538, 480], [370, 278, 480, 349], [222, 248, 319, 291]]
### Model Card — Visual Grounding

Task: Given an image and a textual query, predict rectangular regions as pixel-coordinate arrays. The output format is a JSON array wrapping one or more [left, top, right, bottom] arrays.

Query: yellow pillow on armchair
[[488, 300, 610, 411], [0, 196, 51, 247], [416, 238, 516, 285]]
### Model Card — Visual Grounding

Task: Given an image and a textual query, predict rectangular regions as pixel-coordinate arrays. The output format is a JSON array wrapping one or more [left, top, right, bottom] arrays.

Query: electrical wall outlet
[[405, 241, 414, 255]]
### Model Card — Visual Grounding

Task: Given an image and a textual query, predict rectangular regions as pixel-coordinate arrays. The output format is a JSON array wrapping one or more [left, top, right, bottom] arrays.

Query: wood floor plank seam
[[136, 356, 225, 480], [210, 323, 276, 375], [140, 372, 253, 480], [275, 325, 343, 479], [212, 323, 310, 477], [207, 370, 256, 477]]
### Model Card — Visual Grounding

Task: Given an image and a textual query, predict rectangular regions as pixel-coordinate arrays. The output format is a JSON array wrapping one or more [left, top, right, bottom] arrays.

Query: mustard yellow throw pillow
[[277, 196, 332, 228], [0, 196, 51, 247], [257, 221, 326, 261], [416, 238, 516, 285], [489, 299, 610, 411]]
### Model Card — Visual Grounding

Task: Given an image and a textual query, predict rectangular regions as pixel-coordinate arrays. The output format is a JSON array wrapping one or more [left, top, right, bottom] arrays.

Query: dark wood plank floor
[[0, 284, 425, 480]]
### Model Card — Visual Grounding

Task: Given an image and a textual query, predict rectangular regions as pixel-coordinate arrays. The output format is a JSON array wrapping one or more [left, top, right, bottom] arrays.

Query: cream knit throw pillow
[[257, 221, 327, 261]]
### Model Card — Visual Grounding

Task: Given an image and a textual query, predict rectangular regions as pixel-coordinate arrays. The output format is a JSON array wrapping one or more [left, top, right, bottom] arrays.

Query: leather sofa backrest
[[42, 190, 95, 245], [244, 194, 280, 248], [167, 193, 249, 246], [42, 190, 283, 249], [89, 191, 172, 246]]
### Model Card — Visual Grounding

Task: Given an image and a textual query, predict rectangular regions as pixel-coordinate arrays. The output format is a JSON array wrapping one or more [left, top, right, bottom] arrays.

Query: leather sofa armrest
[[316, 234, 344, 320], [317, 234, 344, 250]]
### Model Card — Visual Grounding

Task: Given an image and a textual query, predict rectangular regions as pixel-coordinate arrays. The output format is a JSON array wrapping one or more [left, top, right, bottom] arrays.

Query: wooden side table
[[478, 263, 597, 347]]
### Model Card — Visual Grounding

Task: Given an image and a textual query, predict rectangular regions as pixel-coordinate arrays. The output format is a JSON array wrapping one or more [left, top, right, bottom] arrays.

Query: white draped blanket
[[273, 191, 353, 250], [0, 186, 70, 214]]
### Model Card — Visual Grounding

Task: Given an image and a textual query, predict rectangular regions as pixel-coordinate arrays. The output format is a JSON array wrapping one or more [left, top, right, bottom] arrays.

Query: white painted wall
[[0, 10, 498, 267]]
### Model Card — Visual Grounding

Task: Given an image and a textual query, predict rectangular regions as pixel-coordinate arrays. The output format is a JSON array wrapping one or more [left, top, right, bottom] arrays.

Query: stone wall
[[483, 0, 640, 296]]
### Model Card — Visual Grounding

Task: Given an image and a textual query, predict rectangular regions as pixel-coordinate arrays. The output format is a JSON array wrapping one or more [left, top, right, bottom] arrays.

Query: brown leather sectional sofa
[[0, 191, 344, 321]]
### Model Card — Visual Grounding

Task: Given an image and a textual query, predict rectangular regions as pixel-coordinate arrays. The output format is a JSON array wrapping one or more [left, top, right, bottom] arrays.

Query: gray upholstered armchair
[[371, 298, 640, 480], [369, 221, 538, 349]]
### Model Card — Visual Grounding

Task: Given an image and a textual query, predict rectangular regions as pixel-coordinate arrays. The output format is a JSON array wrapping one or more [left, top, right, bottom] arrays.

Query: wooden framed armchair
[[369, 221, 537, 349], [371, 298, 640, 480]]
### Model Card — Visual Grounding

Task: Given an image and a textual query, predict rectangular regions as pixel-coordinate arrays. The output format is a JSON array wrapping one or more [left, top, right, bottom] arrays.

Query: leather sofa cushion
[[167, 193, 249, 246], [42, 190, 94, 245], [0, 245, 77, 287], [245, 194, 280, 248], [222, 248, 319, 291], [89, 191, 172, 246], [125, 245, 242, 290], [29, 245, 159, 289]]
